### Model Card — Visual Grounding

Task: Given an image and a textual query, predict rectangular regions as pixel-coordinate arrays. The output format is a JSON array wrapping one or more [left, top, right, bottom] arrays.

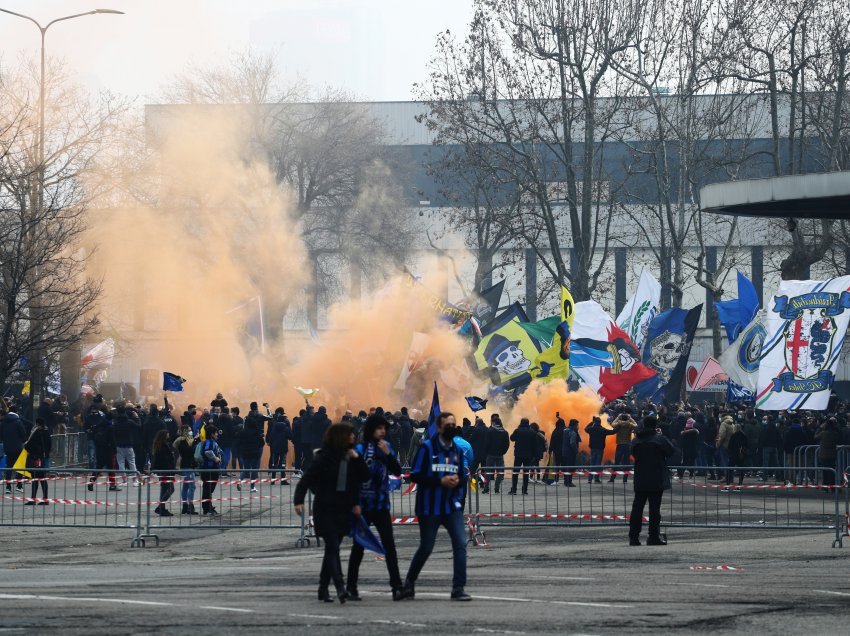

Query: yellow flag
[[12, 449, 31, 479], [199, 425, 207, 442], [531, 286, 575, 381], [21, 380, 30, 396]]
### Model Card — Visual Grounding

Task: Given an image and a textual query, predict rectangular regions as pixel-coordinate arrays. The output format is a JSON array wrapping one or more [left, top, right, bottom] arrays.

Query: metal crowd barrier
[[2, 464, 843, 548], [49, 433, 89, 470], [470, 465, 844, 548], [794, 445, 820, 485], [1, 467, 306, 548]]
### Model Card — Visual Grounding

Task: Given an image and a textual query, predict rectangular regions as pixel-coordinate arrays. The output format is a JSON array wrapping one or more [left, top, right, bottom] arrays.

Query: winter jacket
[[611, 417, 637, 445], [561, 427, 581, 458], [534, 430, 547, 461], [151, 444, 176, 475], [266, 417, 291, 451], [470, 423, 489, 461], [816, 428, 842, 461], [308, 411, 331, 451], [111, 411, 140, 448], [679, 428, 700, 455], [783, 424, 807, 454], [630, 430, 675, 492], [237, 419, 264, 459], [485, 424, 510, 457], [549, 422, 566, 456], [1, 413, 27, 455], [584, 422, 614, 450], [758, 422, 783, 450], [24, 427, 52, 461], [510, 422, 539, 459], [386, 421, 402, 453], [716, 417, 735, 449], [142, 415, 165, 453], [398, 416, 414, 451], [293, 449, 369, 536], [728, 429, 749, 465], [217, 414, 237, 448]]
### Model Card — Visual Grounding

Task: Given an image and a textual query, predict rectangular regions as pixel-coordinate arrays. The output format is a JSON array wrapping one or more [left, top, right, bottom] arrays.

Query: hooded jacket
[[716, 416, 735, 449], [470, 421, 489, 461], [510, 421, 538, 459], [630, 428, 675, 492]]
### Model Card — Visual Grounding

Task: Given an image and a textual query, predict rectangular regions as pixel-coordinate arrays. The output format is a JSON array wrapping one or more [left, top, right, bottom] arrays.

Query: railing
[[2, 464, 843, 548], [49, 432, 89, 470]]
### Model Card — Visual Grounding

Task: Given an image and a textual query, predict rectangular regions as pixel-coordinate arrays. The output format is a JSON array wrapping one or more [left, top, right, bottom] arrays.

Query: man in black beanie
[[629, 415, 674, 546]]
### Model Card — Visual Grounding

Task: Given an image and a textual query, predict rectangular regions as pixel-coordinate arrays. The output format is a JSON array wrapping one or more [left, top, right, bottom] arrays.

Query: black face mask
[[441, 425, 456, 442]]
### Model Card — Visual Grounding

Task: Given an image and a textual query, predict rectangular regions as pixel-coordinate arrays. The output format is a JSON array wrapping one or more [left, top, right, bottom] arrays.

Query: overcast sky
[[0, 0, 473, 103]]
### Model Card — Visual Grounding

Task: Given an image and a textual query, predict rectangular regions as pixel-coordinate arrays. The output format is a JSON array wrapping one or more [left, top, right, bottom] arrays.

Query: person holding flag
[[401, 411, 471, 602], [346, 415, 405, 601]]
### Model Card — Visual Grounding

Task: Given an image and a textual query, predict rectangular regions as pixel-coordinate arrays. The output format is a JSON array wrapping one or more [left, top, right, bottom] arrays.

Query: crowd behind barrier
[[1, 392, 849, 549]]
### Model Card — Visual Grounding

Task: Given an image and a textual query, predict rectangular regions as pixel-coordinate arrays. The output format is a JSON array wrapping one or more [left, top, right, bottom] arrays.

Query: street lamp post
[[0, 7, 123, 408]]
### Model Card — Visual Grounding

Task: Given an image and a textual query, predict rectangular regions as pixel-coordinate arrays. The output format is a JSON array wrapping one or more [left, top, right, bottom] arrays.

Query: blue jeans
[[588, 449, 604, 482], [406, 511, 467, 592], [88, 440, 97, 470], [220, 447, 232, 472], [612, 444, 630, 482], [181, 470, 196, 505], [240, 457, 260, 483]]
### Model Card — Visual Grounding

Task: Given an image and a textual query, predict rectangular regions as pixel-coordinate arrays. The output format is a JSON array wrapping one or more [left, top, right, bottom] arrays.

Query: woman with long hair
[[151, 429, 176, 516], [294, 422, 369, 603]]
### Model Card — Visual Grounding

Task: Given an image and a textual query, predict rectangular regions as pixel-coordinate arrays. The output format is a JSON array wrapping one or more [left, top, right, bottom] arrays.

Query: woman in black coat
[[294, 422, 369, 603], [24, 418, 52, 505], [629, 416, 674, 546]]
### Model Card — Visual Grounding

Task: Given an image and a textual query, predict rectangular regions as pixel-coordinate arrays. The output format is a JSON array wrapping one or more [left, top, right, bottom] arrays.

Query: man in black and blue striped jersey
[[401, 412, 471, 601]]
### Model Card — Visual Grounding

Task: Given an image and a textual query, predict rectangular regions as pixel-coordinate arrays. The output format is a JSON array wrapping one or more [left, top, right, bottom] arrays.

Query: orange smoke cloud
[[511, 380, 604, 457]]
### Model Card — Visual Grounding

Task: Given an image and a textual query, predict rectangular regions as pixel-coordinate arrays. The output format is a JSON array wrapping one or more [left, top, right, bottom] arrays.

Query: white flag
[[616, 270, 661, 351], [755, 277, 850, 411], [393, 332, 429, 390], [718, 310, 766, 392]]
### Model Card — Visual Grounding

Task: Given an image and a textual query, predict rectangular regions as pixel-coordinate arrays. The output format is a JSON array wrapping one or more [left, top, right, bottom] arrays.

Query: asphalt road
[[0, 521, 848, 635]]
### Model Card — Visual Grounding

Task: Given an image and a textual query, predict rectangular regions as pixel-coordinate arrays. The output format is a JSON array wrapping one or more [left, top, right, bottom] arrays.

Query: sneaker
[[24, 501, 36, 506], [250, 488, 258, 493], [87, 483, 94, 492], [160, 509, 174, 517], [507, 490, 517, 495], [647, 536, 667, 546], [281, 479, 290, 486], [236, 484, 242, 492], [450, 590, 472, 601], [109, 486, 122, 492], [720, 487, 732, 493], [37, 501, 49, 506], [15, 485, 24, 493], [4, 488, 10, 495]]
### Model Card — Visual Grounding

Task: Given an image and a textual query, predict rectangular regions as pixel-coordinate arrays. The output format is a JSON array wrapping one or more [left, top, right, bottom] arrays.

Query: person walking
[[401, 412, 471, 601], [628, 416, 674, 546], [508, 418, 538, 495], [294, 422, 369, 604], [346, 415, 404, 601], [483, 415, 509, 494], [151, 429, 176, 516]]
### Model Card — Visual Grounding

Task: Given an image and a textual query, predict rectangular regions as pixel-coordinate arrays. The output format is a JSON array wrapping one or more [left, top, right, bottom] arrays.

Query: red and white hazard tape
[[475, 512, 646, 522], [689, 565, 743, 572], [1, 491, 293, 507]]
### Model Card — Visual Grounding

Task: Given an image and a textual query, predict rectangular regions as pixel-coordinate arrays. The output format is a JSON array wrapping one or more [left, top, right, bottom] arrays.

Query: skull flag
[[755, 276, 850, 411], [473, 302, 542, 393], [634, 305, 703, 403]]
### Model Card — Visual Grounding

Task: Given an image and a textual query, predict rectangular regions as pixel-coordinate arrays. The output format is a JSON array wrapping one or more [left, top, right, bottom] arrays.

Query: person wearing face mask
[[401, 412, 471, 602]]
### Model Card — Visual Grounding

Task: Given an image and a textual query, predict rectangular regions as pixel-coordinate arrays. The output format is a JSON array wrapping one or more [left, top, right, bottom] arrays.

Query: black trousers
[[629, 490, 663, 540], [319, 532, 346, 593], [201, 473, 219, 512], [510, 456, 535, 493], [347, 509, 402, 591]]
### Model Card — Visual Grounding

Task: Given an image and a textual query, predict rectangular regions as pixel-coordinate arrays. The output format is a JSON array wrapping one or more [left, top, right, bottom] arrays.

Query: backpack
[[193, 440, 205, 467], [562, 428, 579, 457]]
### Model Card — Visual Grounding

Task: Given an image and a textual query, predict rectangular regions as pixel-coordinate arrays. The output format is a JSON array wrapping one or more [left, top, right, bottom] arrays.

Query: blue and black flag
[[162, 372, 186, 392]]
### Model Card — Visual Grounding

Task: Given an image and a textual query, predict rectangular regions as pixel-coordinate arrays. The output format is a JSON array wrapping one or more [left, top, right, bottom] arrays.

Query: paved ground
[[0, 519, 848, 635]]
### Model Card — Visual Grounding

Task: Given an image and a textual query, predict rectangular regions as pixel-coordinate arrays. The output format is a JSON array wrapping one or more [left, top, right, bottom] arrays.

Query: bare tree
[[0, 60, 118, 394]]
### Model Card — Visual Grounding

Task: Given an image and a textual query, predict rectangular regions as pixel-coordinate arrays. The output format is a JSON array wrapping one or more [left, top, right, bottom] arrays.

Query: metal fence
[[1, 464, 844, 548], [470, 465, 845, 548], [49, 432, 88, 470], [1, 468, 307, 548]]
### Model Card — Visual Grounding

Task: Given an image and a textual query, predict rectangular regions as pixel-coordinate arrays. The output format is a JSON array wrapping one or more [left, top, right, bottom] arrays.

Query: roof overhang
[[700, 171, 850, 219]]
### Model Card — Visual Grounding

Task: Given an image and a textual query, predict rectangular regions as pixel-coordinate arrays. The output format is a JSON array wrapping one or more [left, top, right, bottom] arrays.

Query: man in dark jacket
[[509, 418, 538, 495], [1, 412, 27, 493], [267, 408, 292, 478], [561, 420, 581, 486], [469, 417, 489, 473], [112, 406, 141, 483], [548, 417, 566, 484], [484, 415, 510, 493], [141, 405, 165, 469], [461, 418, 473, 441], [758, 416, 782, 482], [629, 416, 675, 546], [304, 406, 331, 470], [398, 408, 414, 466], [783, 419, 807, 485], [239, 402, 269, 491], [584, 417, 614, 484]]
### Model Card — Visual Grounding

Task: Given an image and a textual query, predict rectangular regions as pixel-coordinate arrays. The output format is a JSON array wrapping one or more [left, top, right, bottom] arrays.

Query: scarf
[[336, 455, 350, 492]]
